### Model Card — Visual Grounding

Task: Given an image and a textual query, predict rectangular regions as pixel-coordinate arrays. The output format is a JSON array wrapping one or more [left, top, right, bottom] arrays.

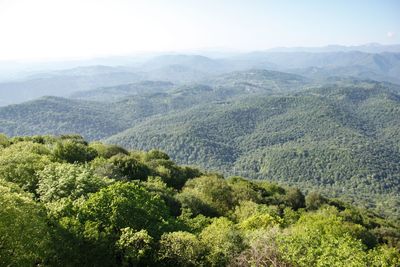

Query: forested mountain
[[0, 135, 399, 266], [0, 66, 142, 106], [105, 81, 400, 218], [0, 96, 129, 139], [1, 72, 399, 219], [235, 51, 400, 83], [0, 69, 308, 138], [1, 49, 399, 106], [205, 69, 309, 91], [71, 69, 309, 102], [70, 81, 175, 102]]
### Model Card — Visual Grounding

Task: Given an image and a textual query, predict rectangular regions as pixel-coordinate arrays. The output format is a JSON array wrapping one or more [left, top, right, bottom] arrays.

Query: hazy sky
[[0, 0, 399, 61]]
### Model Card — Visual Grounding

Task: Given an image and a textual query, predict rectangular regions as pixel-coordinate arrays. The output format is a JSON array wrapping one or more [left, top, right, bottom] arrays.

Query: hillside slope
[[1, 73, 399, 217], [0, 69, 308, 139], [106, 81, 400, 217]]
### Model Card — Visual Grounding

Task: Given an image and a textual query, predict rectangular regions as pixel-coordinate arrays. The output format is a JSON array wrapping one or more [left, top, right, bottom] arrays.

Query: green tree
[[141, 176, 182, 216], [239, 213, 282, 231], [89, 142, 128, 159], [144, 149, 170, 161], [367, 245, 400, 267], [0, 181, 51, 266], [37, 162, 109, 202], [177, 175, 235, 217], [0, 133, 9, 147], [284, 188, 306, 210], [53, 140, 97, 163], [305, 191, 327, 210], [158, 231, 205, 266], [77, 182, 172, 239], [0, 141, 51, 193], [278, 207, 369, 267], [54, 182, 173, 266], [116, 228, 153, 266], [227, 176, 263, 203], [177, 209, 212, 234], [108, 154, 150, 181], [200, 217, 244, 266], [147, 158, 201, 189], [232, 200, 280, 223]]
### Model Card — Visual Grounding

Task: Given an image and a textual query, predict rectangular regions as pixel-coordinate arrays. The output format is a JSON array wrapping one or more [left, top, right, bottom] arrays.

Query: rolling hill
[[70, 80, 175, 102], [2, 49, 400, 106], [0, 96, 127, 139], [0, 69, 309, 139], [105, 81, 400, 218], [0, 69, 399, 218], [0, 66, 143, 106]]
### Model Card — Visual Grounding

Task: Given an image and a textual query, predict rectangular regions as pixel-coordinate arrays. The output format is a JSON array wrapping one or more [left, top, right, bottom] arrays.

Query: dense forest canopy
[[0, 135, 399, 266], [1, 72, 399, 220], [108, 81, 400, 218]]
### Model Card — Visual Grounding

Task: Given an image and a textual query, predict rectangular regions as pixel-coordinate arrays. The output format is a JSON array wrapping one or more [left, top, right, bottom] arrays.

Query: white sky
[[0, 0, 399, 61]]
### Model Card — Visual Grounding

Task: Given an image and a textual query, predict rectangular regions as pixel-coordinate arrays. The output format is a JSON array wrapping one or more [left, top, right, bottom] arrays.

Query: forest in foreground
[[0, 134, 399, 266]]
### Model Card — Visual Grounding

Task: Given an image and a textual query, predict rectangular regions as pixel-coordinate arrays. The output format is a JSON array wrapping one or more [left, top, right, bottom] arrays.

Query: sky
[[0, 0, 399, 61]]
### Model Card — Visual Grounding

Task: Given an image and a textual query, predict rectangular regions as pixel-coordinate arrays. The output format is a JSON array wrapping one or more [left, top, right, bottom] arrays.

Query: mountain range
[[0, 44, 399, 218], [1, 44, 400, 106], [0, 67, 399, 218]]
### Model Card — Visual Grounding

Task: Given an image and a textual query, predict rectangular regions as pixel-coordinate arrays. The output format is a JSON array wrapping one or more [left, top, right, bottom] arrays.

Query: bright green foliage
[[108, 154, 150, 181], [227, 176, 264, 203], [89, 142, 128, 159], [282, 207, 301, 226], [116, 228, 153, 266], [0, 133, 9, 147], [145, 158, 201, 189], [55, 182, 174, 265], [158, 231, 205, 266], [367, 245, 400, 267], [278, 207, 370, 267], [232, 200, 261, 222], [37, 162, 109, 202], [200, 217, 244, 266], [0, 181, 51, 266], [178, 209, 213, 234], [0, 136, 399, 266], [77, 182, 171, 238], [233, 201, 282, 231], [177, 175, 235, 217], [53, 139, 98, 163], [232, 201, 280, 222], [144, 149, 170, 161], [141, 176, 182, 216], [0, 141, 51, 192], [239, 213, 281, 231]]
